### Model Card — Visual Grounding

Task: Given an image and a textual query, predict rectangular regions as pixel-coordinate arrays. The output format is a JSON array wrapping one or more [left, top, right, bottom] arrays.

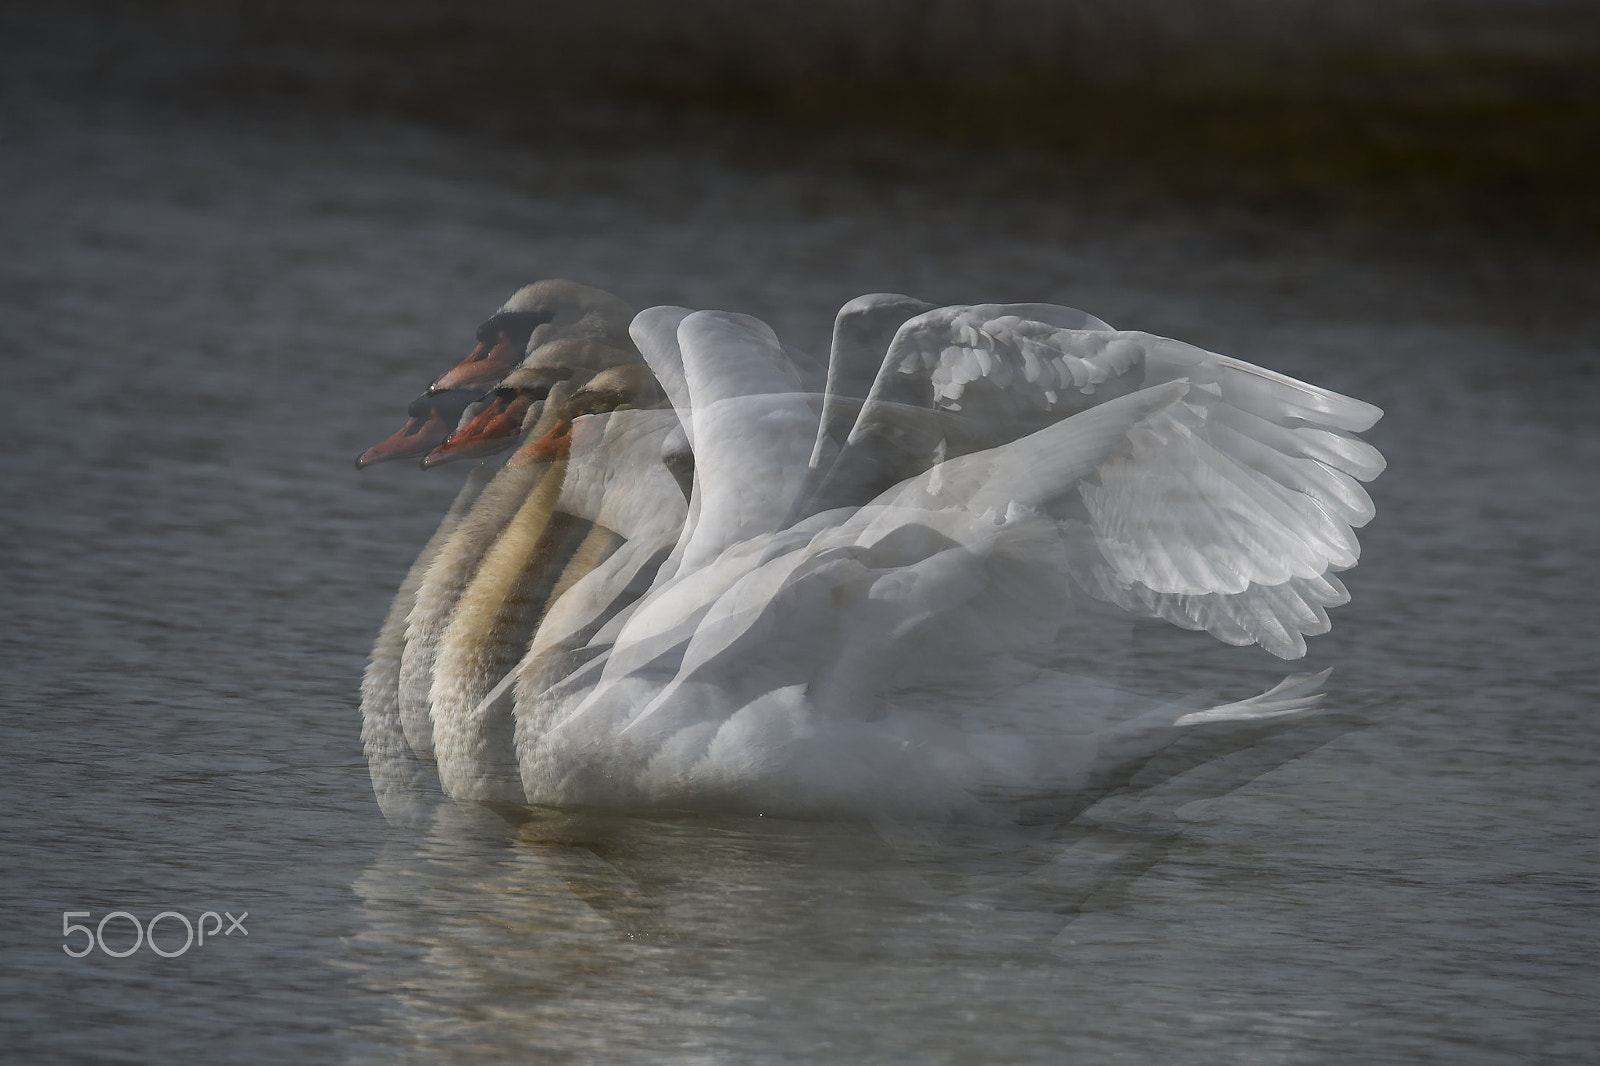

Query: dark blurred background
[[7, 0, 1599, 247]]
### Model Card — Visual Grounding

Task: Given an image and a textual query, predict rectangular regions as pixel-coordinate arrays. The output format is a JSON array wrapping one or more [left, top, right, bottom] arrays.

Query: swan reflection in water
[[356, 280, 1385, 828], [341, 734, 1360, 1062]]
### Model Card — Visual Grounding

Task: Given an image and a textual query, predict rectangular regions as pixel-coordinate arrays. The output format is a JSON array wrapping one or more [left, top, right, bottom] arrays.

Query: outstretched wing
[[1069, 373, 1382, 658], [857, 317, 1385, 659]]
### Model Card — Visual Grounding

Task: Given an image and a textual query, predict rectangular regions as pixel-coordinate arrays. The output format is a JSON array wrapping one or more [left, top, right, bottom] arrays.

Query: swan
[[359, 286, 646, 820], [355, 381, 566, 829], [363, 289, 1385, 824]]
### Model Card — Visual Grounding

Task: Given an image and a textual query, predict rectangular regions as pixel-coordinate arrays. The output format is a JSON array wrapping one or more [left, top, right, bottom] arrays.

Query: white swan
[[359, 284, 647, 823], [363, 289, 1385, 823]]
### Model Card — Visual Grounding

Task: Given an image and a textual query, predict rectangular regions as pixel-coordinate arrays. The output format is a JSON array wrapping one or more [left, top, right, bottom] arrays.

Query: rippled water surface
[[2, 84, 1597, 1063]]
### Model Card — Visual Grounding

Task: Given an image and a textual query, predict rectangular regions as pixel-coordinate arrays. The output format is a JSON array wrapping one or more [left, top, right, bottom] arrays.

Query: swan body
[[362, 287, 1385, 822]]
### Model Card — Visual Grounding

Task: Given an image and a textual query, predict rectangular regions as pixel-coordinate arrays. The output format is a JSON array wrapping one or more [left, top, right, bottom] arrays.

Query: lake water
[[2, 74, 1597, 1063]]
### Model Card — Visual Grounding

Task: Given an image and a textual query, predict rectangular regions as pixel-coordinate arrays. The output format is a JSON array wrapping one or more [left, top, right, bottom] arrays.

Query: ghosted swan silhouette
[[361, 290, 1384, 823]]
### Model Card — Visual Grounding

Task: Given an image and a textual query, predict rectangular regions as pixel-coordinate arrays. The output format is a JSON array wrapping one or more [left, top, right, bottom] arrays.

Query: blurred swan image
[[359, 283, 1384, 824]]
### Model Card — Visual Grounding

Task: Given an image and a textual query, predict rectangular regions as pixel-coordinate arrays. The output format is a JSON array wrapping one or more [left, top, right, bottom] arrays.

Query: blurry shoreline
[[7, 0, 1597, 255]]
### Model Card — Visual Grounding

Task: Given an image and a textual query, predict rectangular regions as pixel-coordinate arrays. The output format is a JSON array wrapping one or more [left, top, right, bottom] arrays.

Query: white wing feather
[[673, 311, 819, 572], [826, 310, 1384, 659]]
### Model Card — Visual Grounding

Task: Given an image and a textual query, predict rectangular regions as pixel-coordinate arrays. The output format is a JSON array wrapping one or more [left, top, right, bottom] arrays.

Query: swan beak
[[519, 418, 573, 464], [356, 413, 440, 468], [356, 390, 482, 468], [429, 334, 524, 393], [422, 388, 537, 467]]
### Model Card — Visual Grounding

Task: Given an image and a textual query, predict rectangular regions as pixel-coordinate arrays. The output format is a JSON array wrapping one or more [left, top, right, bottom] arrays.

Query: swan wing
[[870, 362, 1384, 658], [673, 310, 820, 571], [855, 306, 1381, 445], [628, 306, 696, 444], [810, 294, 937, 471]]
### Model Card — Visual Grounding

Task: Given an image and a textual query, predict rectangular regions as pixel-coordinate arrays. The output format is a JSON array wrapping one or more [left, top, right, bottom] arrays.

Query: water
[[2, 79, 1598, 1063]]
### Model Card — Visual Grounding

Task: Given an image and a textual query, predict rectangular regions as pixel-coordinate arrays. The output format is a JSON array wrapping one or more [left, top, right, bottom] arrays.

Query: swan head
[[510, 364, 668, 466], [429, 280, 637, 393], [354, 389, 480, 468], [563, 363, 666, 416]]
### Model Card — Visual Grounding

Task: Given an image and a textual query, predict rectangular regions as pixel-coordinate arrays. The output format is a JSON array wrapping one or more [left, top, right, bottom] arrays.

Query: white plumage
[[360, 289, 1385, 823]]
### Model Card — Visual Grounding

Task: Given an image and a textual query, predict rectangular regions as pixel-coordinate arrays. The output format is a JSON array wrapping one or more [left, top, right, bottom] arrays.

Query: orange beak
[[422, 388, 537, 467], [429, 332, 525, 393], [355, 390, 480, 468], [504, 417, 576, 469], [529, 418, 572, 459]]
